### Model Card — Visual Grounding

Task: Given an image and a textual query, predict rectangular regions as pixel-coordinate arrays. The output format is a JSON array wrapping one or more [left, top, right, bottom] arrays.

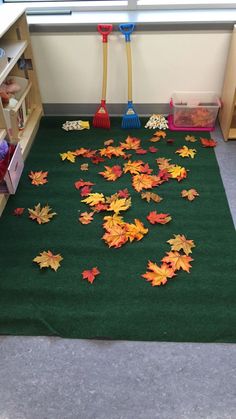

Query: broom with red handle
[[93, 24, 113, 129]]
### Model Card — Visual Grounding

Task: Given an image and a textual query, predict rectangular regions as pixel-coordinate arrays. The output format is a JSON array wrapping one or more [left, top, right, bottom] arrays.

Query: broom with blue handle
[[119, 23, 141, 129]]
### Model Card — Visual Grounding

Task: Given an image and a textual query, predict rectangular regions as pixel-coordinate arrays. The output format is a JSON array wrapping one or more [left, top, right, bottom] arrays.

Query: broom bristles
[[121, 102, 141, 129], [93, 101, 110, 129]]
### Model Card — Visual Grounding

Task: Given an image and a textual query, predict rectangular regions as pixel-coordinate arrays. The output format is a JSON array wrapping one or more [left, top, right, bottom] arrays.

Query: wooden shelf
[[0, 40, 28, 85], [0, 129, 7, 142], [19, 106, 43, 158]]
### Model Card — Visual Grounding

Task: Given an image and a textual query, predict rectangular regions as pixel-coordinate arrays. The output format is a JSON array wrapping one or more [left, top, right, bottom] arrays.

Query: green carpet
[[0, 117, 236, 342]]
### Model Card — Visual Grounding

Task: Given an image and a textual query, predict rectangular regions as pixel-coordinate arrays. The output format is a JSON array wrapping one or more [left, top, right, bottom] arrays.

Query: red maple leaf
[[74, 179, 95, 190], [136, 148, 147, 155], [117, 189, 130, 198], [80, 185, 92, 196], [13, 207, 25, 216], [149, 146, 158, 153], [166, 139, 174, 144], [147, 211, 172, 225], [91, 155, 104, 164], [140, 163, 153, 174], [200, 137, 217, 147], [82, 267, 100, 284]]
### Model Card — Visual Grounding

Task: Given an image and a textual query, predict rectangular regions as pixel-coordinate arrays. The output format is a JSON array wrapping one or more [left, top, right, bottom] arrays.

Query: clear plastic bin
[[171, 91, 221, 129]]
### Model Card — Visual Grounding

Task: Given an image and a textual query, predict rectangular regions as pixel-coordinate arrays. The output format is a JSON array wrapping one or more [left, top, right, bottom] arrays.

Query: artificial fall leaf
[[117, 188, 130, 198], [80, 163, 89, 171], [107, 197, 131, 214], [168, 165, 187, 181], [175, 145, 197, 159], [81, 193, 105, 207], [132, 174, 158, 192], [60, 151, 77, 163], [93, 203, 109, 212], [74, 147, 88, 156], [120, 136, 141, 150], [200, 137, 217, 147], [28, 204, 57, 224], [156, 157, 173, 170], [141, 192, 163, 203], [149, 136, 161, 143], [103, 214, 125, 230], [154, 130, 166, 138], [104, 139, 114, 146], [102, 224, 128, 248], [136, 148, 147, 155], [162, 251, 193, 273], [79, 211, 94, 224], [80, 185, 92, 197], [158, 169, 171, 182], [100, 146, 125, 159], [125, 219, 148, 242], [167, 234, 195, 255], [140, 163, 153, 174], [74, 179, 95, 190], [142, 261, 175, 286], [166, 139, 174, 144], [147, 211, 172, 225], [13, 207, 25, 216], [99, 165, 122, 181], [185, 135, 197, 143], [123, 160, 144, 175], [29, 171, 48, 186], [82, 267, 100, 284], [91, 155, 104, 164], [33, 250, 63, 271], [181, 189, 199, 201], [149, 146, 158, 153]]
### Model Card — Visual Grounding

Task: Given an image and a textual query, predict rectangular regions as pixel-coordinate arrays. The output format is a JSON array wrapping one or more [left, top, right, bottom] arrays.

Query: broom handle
[[102, 42, 108, 101], [126, 42, 132, 102]]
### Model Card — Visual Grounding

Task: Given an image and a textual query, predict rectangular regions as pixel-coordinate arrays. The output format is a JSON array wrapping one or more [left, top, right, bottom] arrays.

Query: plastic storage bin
[[169, 91, 221, 131]]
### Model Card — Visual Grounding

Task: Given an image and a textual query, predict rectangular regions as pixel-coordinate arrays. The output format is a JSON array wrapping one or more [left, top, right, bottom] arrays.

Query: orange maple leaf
[[102, 224, 128, 248], [147, 211, 172, 225], [100, 146, 125, 159], [181, 189, 199, 201], [162, 251, 193, 273], [141, 192, 163, 203], [103, 214, 125, 230], [28, 204, 57, 224], [79, 211, 94, 224], [185, 135, 197, 143], [74, 179, 95, 190], [104, 139, 114, 146], [132, 174, 158, 192], [80, 163, 89, 171], [156, 157, 173, 170], [120, 135, 141, 150], [74, 148, 88, 156], [142, 261, 175, 286], [29, 171, 48, 186], [123, 160, 144, 175], [167, 234, 195, 255], [200, 137, 217, 147], [154, 130, 166, 139], [99, 165, 122, 181], [33, 250, 63, 271], [82, 267, 100, 284]]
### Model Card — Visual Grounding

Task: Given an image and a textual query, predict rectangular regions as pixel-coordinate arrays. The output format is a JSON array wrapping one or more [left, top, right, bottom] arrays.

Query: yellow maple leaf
[[29, 171, 48, 186], [142, 261, 175, 286], [167, 234, 195, 255], [181, 189, 199, 201], [28, 203, 57, 224], [81, 193, 105, 207], [107, 197, 131, 214], [175, 145, 197, 159], [103, 214, 125, 230], [33, 250, 63, 271], [162, 251, 193, 273], [80, 163, 89, 171], [168, 165, 187, 181], [123, 160, 144, 175], [126, 219, 148, 242], [60, 151, 77, 163]]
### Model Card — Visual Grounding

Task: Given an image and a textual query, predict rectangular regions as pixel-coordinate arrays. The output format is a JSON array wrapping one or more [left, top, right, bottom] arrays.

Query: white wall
[[31, 30, 231, 104]]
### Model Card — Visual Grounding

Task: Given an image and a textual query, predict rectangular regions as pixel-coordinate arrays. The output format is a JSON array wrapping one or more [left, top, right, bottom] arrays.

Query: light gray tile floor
[[0, 124, 235, 419]]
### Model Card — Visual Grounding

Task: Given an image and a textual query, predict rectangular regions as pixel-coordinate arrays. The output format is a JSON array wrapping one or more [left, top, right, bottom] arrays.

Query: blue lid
[[0, 48, 6, 58]]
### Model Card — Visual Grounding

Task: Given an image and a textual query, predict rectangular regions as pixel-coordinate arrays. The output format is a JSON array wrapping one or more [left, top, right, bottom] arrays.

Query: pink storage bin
[[0, 143, 24, 194]]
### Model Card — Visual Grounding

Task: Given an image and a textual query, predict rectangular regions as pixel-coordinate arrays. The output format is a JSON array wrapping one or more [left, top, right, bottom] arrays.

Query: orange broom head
[[93, 100, 110, 129]]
